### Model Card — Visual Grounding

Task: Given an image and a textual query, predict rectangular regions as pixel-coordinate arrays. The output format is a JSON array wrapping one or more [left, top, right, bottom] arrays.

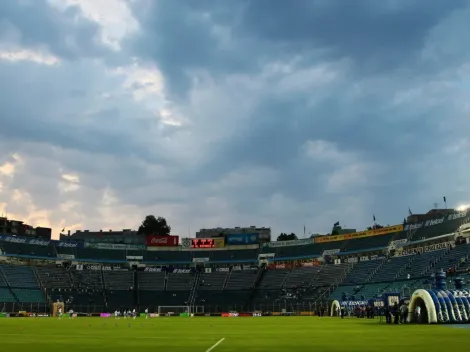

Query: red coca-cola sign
[[146, 235, 179, 247]]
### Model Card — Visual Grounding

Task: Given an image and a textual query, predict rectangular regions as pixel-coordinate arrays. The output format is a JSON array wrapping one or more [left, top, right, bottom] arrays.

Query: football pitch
[[0, 317, 468, 352]]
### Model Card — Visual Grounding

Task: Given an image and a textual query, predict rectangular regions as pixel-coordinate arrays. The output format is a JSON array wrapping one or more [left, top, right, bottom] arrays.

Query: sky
[[0, 0, 469, 240]]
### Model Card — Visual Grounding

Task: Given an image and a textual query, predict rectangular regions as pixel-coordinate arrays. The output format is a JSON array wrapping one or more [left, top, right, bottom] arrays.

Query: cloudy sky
[[0, 0, 469, 240]]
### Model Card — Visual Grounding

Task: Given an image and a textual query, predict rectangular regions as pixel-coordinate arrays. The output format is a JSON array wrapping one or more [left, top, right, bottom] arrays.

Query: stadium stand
[[212, 249, 258, 262], [342, 260, 382, 284], [370, 256, 412, 282], [137, 271, 166, 290], [225, 269, 258, 290], [11, 288, 45, 303], [144, 250, 191, 263], [0, 242, 55, 258], [199, 270, 229, 290], [76, 248, 125, 261], [257, 269, 289, 289], [0, 265, 39, 288], [0, 208, 468, 314], [263, 243, 322, 259], [35, 266, 72, 290], [166, 271, 195, 291], [314, 263, 350, 286], [283, 266, 320, 288], [398, 249, 446, 279], [0, 287, 16, 303], [342, 233, 395, 252]]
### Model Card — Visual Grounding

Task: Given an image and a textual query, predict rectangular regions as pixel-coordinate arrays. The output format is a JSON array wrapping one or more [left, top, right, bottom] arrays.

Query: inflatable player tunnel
[[408, 271, 470, 324]]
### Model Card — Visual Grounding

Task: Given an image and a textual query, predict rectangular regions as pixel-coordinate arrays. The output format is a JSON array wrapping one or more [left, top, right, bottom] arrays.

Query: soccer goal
[[157, 305, 204, 316], [158, 306, 190, 316]]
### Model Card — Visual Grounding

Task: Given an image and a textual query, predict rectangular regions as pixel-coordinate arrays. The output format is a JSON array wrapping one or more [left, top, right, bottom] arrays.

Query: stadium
[[1, 208, 470, 351]]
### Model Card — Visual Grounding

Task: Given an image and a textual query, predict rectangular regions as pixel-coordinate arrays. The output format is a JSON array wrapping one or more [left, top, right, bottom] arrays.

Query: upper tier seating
[[263, 243, 323, 259], [211, 250, 258, 262], [76, 248, 125, 261], [408, 218, 462, 241], [143, 251, 191, 263], [342, 233, 395, 252], [0, 242, 55, 258]]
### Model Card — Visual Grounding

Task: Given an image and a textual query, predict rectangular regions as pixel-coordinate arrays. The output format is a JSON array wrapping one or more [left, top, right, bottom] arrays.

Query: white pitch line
[[206, 338, 225, 352], [0, 334, 186, 340]]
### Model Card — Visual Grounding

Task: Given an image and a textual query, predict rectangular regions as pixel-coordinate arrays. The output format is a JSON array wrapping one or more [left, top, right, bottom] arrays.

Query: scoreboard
[[191, 238, 224, 248]]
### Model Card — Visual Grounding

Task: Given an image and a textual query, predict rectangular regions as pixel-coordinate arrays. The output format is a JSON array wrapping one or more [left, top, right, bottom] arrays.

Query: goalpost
[[158, 306, 190, 316], [157, 305, 204, 316]]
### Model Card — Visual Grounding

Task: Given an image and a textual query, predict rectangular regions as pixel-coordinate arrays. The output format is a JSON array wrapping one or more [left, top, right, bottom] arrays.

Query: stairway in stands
[[188, 270, 201, 307]]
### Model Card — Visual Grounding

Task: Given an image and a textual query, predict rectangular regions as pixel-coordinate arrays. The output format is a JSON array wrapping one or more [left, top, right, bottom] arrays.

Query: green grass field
[[0, 317, 468, 351]]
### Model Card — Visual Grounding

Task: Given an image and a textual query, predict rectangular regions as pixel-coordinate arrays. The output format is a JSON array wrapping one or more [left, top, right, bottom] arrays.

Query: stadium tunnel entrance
[[409, 297, 428, 324], [408, 290, 436, 324], [330, 300, 340, 317]]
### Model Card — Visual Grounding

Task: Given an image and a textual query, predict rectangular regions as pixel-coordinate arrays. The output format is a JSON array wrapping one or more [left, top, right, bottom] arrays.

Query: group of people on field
[[385, 302, 420, 324]]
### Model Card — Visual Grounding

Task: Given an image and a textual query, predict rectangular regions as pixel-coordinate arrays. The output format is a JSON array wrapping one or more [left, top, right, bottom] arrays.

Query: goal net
[[158, 306, 190, 316]]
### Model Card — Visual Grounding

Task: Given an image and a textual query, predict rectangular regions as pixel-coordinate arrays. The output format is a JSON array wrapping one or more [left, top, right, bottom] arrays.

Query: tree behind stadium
[[137, 215, 171, 236], [277, 233, 297, 241]]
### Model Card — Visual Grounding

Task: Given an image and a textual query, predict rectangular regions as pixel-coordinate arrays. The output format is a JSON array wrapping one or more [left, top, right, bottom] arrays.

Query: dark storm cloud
[[1, 0, 469, 236], [129, 0, 469, 99], [238, 0, 468, 71], [126, 0, 470, 227], [0, 0, 110, 60]]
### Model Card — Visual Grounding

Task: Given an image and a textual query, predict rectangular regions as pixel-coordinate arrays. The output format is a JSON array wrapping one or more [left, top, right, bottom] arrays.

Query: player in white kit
[[145, 308, 149, 319], [58, 307, 63, 319]]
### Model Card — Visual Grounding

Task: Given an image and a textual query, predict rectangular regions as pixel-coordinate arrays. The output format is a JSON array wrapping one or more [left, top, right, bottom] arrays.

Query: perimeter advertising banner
[[226, 233, 259, 245], [0, 234, 83, 248], [264, 238, 314, 248], [314, 224, 403, 244], [84, 242, 145, 250], [146, 235, 179, 247]]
